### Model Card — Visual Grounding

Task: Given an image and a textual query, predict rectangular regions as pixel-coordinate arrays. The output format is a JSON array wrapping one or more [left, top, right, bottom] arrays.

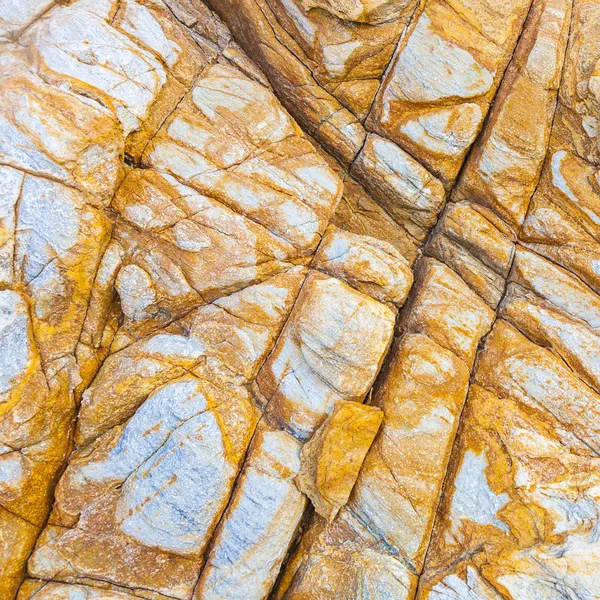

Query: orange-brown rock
[[194, 425, 306, 600], [348, 334, 470, 572], [6, 0, 600, 598], [417, 381, 600, 599], [204, 0, 367, 164], [425, 201, 514, 307], [454, 0, 572, 229], [351, 134, 446, 242], [400, 258, 495, 366], [275, 510, 418, 600], [368, 0, 533, 184], [313, 226, 413, 305], [296, 400, 383, 522]]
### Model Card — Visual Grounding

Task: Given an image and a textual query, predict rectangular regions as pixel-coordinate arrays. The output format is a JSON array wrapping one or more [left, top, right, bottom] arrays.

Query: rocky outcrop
[[3, 0, 600, 598]]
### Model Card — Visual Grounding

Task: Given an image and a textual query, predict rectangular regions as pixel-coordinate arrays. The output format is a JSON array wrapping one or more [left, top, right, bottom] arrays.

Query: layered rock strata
[[3, 0, 600, 598]]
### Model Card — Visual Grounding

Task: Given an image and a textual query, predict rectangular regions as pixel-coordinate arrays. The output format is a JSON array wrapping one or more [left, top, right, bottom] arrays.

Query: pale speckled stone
[[194, 426, 306, 600], [0, 0, 54, 42], [418, 380, 600, 600], [274, 510, 417, 600], [17, 581, 141, 600], [255, 270, 396, 440], [401, 258, 495, 366], [7, 0, 600, 598]]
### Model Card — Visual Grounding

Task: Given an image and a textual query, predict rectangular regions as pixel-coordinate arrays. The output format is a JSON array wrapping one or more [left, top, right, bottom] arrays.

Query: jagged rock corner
[[1, 0, 599, 598]]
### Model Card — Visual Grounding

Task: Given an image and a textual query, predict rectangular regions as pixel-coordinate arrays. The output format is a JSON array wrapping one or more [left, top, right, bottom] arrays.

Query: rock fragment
[[296, 400, 383, 522]]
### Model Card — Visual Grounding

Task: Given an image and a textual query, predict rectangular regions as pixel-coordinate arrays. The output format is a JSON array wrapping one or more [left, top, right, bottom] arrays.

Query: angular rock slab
[[28, 375, 258, 599], [351, 134, 446, 242], [194, 426, 306, 600], [255, 270, 396, 441], [400, 258, 496, 367], [275, 510, 417, 600], [313, 226, 413, 306], [348, 333, 471, 572], [143, 63, 343, 254], [296, 400, 383, 522], [454, 0, 572, 229], [368, 0, 532, 184]]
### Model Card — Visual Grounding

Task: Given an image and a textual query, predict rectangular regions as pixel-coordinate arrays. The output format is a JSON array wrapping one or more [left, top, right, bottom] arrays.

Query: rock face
[[2, 0, 600, 599], [295, 400, 383, 522]]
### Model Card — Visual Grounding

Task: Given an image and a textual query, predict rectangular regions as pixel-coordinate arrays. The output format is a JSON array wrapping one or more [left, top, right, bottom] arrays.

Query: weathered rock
[[0, 0, 54, 43], [368, 0, 533, 184], [348, 334, 470, 572], [425, 201, 514, 307], [194, 426, 306, 600], [28, 376, 258, 598], [255, 270, 396, 440], [18, 581, 142, 600], [6, 0, 600, 598], [298, 0, 414, 25], [275, 510, 417, 600], [521, 194, 600, 296], [296, 400, 383, 521], [554, 0, 600, 166], [351, 134, 446, 242], [477, 320, 600, 454], [454, 0, 572, 229], [266, 0, 413, 119], [400, 258, 495, 366], [418, 381, 600, 599], [330, 178, 420, 264], [313, 226, 413, 305], [205, 0, 367, 164]]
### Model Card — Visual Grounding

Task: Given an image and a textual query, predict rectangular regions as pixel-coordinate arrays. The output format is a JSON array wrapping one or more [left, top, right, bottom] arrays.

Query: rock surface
[[296, 400, 383, 522], [3, 0, 600, 598]]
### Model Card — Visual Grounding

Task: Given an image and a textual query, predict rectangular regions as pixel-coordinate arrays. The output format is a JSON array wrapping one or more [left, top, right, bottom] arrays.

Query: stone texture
[[205, 0, 367, 164], [351, 134, 446, 242], [254, 270, 396, 441], [348, 334, 471, 572], [425, 201, 514, 307], [275, 510, 417, 600], [18, 581, 142, 599], [400, 258, 496, 366], [453, 0, 572, 229], [417, 380, 600, 599], [296, 400, 383, 521], [313, 225, 413, 305], [368, 0, 533, 184], [5, 0, 600, 598], [194, 426, 306, 600]]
